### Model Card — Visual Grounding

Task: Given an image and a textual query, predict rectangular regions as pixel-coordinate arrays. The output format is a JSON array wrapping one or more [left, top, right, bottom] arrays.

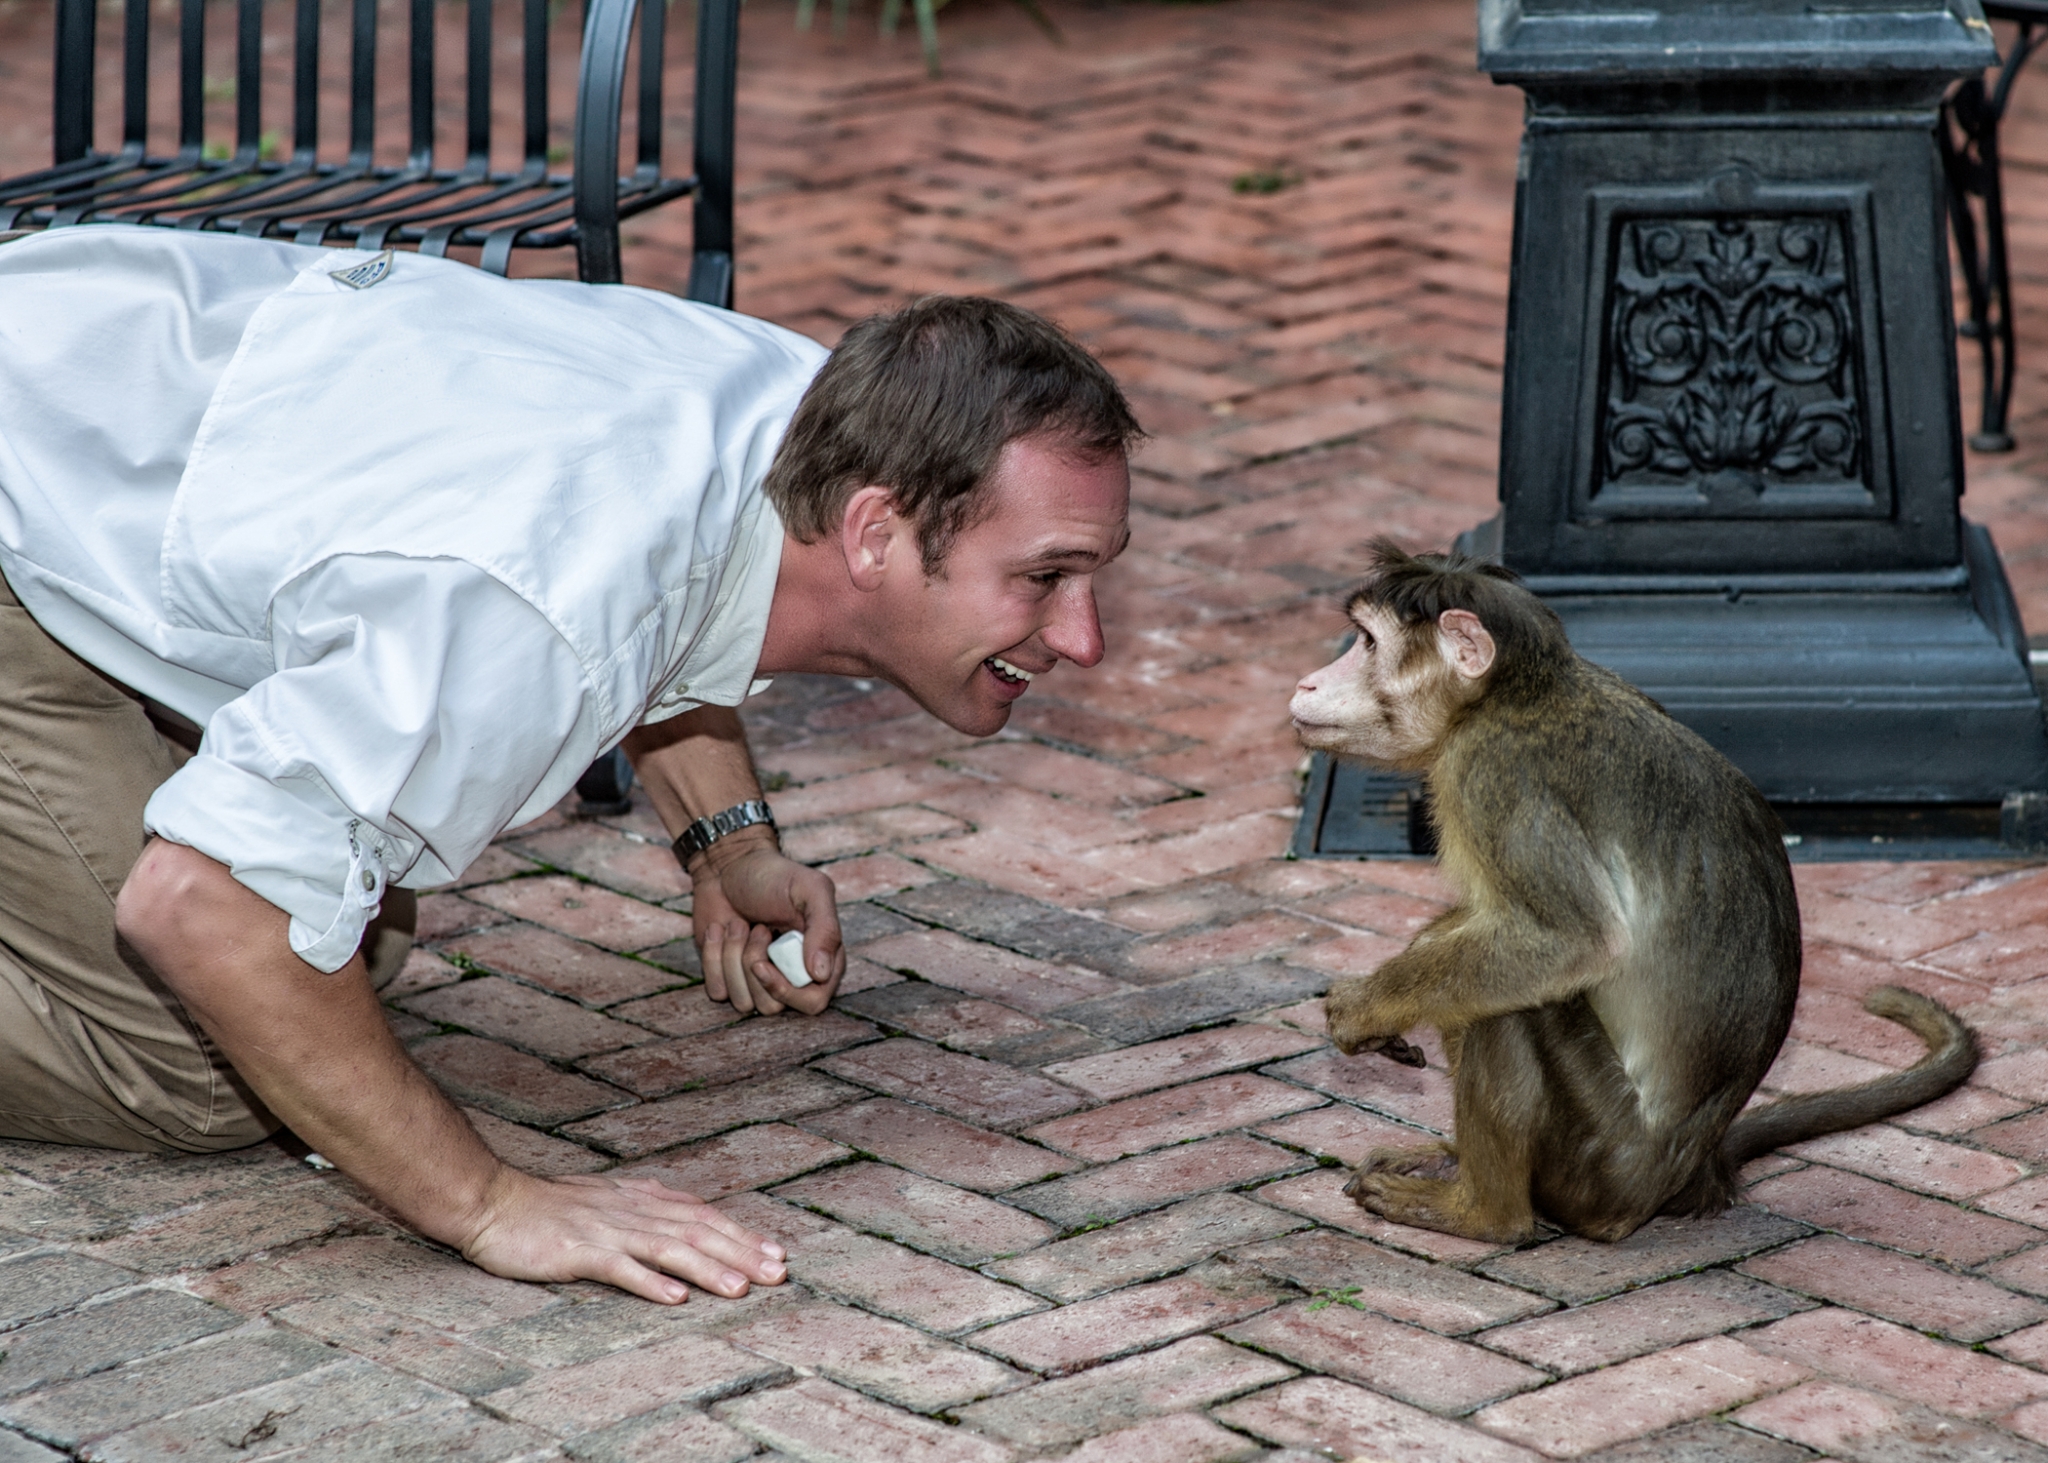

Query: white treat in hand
[[767, 930, 812, 988]]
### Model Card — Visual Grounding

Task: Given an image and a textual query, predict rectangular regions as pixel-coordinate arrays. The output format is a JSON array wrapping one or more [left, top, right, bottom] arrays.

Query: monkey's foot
[[1348, 1142, 1457, 1187], [1347, 1165, 1534, 1244]]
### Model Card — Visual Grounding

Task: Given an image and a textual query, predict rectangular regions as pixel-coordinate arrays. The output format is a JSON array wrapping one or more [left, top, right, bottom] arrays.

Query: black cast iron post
[[1458, 0, 2048, 834]]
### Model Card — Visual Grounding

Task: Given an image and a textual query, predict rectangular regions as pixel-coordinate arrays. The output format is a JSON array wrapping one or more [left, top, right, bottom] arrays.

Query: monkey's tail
[[1722, 986, 1978, 1170]]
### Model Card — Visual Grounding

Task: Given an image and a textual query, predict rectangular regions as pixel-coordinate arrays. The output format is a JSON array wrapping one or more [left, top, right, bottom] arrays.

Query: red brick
[[1740, 1234, 2048, 1342], [1980, 1047, 2048, 1104], [853, 929, 1125, 1013], [268, 1294, 530, 1397], [1759, 1038, 1896, 1096], [796, 1097, 1081, 1193], [1125, 912, 1334, 975], [1742, 1306, 2048, 1419], [883, 995, 1056, 1052], [772, 1162, 1056, 1265], [412, 1034, 630, 1126], [1024, 1073, 1325, 1160], [443, 925, 677, 1005], [560, 1069, 860, 1157], [1978, 1239, 2048, 1302], [725, 1302, 1025, 1412], [608, 985, 747, 1038], [1893, 1082, 2030, 1134], [1733, 1379, 2048, 1461], [402, 976, 651, 1060], [581, 1011, 879, 1098], [1796, 895, 1982, 962], [813, 1038, 1084, 1130], [509, 824, 688, 903], [1975, 1173, 2048, 1230], [782, 806, 970, 864], [1264, 1049, 1455, 1133], [463, 1107, 609, 1176], [1473, 1336, 1806, 1457], [1252, 1102, 1447, 1169], [943, 742, 1184, 808], [195, 1235, 555, 1332], [1750, 1162, 2038, 1263], [1213, 1376, 1545, 1463], [987, 1191, 1311, 1303], [819, 851, 943, 903], [1232, 1228, 1551, 1335], [1251, 1168, 1513, 1266], [415, 892, 515, 942], [1055, 1413, 1261, 1463], [718, 1376, 1015, 1462], [620, 1123, 853, 1202], [1478, 1270, 1813, 1377], [1228, 1298, 1545, 1414], [483, 1333, 784, 1434], [969, 1262, 1287, 1373], [1043, 1024, 1325, 1101], [957, 1335, 1296, 1450], [467, 875, 692, 952], [1919, 924, 2048, 983], [1480, 1207, 1811, 1305], [765, 764, 979, 827], [383, 949, 464, 1000], [747, 1203, 1048, 1334], [1010, 1134, 1311, 1229], [1299, 885, 1448, 938]]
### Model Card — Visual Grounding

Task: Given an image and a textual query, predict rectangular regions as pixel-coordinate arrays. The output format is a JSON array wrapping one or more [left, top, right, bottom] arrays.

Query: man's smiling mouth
[[986, 656, 1035, 685]]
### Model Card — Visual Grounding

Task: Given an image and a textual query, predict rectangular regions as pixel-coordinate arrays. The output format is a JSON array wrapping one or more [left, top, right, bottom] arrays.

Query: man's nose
[[1045, 581, 1106, 668]]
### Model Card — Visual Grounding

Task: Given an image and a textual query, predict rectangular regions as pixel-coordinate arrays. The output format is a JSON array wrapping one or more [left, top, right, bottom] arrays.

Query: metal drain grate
[[1293, 753, 2037, 863]]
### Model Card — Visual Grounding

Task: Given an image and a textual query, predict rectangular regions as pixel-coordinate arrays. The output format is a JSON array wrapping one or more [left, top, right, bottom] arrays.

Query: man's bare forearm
[[114, 838, 499, 1244], [114, 838, 791, 1302], [624, 705, 770, 848]]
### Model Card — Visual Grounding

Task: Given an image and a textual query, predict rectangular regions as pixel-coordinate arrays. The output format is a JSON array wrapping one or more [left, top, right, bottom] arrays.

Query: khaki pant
[[0, 570, 415, 1152]]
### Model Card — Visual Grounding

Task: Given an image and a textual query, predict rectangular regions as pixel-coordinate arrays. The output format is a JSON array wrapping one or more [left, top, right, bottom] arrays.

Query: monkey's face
[[1290, 605, 1495, 771]]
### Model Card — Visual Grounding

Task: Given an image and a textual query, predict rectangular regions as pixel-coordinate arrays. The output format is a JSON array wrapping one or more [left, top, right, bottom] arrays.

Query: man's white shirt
[[0, 226, 826, 971]]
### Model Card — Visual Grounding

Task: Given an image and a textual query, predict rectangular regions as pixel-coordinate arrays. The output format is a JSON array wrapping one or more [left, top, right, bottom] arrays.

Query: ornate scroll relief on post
[[1591, 210, 1881, 519]]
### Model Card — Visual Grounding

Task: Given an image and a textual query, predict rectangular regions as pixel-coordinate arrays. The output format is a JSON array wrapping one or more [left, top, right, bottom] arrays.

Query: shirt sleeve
[[143, 554, 604, 972]]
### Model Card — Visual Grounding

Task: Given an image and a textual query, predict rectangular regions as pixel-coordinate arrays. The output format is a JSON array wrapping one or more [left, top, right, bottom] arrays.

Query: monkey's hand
[[1372, 1034, 1428, 1067], [1326, 976, 1419, 1059]]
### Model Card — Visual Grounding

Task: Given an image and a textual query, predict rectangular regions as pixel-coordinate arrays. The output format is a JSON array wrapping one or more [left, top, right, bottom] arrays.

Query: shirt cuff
[[143, 752, 399, 974]]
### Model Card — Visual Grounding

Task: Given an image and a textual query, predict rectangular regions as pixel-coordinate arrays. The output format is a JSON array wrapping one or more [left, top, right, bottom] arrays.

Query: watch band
[[673, 799, 777, 864]]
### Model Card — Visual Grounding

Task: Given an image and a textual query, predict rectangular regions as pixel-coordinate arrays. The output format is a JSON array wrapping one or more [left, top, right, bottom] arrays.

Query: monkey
[[1288, 539, 1978, 1244]]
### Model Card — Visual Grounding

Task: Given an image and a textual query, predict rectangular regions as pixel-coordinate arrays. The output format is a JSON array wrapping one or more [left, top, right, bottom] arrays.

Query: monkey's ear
[[1437, 609, 1496, 682]]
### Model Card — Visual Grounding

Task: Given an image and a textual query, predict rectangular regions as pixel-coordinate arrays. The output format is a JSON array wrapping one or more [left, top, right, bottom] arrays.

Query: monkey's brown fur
[[1292, 540, 1978, 1244]]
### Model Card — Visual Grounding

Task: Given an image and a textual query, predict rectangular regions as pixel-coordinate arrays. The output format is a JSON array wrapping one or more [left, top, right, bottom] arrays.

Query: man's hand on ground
[[692, 838, 844, 1015], [460, 1169, 787, 1304]]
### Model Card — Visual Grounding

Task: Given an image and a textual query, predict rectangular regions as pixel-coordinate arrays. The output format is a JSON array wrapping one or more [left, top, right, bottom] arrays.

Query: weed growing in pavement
[[1307, 1286, 1371, 1312], [1232, 168, 1299, 195]]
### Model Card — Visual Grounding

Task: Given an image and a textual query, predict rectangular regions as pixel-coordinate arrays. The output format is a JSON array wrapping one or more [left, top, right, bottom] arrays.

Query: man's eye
[[1029, 572, 1063, 588]]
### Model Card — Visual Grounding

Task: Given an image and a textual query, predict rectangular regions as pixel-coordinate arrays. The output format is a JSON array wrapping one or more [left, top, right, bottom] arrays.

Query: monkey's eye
[[1359, 629, 1376, 652]]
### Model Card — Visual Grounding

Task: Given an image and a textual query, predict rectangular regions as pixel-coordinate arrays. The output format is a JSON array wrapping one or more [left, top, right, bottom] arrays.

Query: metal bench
[[0, 0, 742, 814], [0, 0, 736, 298], [1941, 0, 2044, 452]]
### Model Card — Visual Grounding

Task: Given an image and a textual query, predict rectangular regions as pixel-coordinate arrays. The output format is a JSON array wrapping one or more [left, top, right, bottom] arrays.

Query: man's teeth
[[988, 656, 1035, 684]]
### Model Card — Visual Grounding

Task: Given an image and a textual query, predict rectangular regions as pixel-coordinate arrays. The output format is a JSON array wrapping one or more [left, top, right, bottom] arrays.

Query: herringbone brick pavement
[[4, 0, 2048, 1458]]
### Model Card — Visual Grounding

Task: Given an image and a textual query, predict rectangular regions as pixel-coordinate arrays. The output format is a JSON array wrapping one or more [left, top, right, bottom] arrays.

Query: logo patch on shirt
[[329, 250, 395, 291]]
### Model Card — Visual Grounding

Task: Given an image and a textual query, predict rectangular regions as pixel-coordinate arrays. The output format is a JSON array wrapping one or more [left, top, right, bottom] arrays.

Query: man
[[0, 226, 1138, 1303]]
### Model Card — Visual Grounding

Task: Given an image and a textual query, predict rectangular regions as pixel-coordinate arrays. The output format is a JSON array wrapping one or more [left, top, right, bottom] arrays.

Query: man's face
[[873, 434, 1130, 737]]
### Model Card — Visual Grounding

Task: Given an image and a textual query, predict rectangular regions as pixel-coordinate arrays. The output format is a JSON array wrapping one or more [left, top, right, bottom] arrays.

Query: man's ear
[[841, 486, 905, 592], [1437, 608, 1496, 682]]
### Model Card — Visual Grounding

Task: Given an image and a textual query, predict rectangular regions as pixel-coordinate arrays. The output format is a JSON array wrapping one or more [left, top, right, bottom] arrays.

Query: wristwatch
[[672, 799, 777, 864]]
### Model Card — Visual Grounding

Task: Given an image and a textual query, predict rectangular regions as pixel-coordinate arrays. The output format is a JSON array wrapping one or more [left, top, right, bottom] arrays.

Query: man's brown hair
[[764, 296, 1142, 573]]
